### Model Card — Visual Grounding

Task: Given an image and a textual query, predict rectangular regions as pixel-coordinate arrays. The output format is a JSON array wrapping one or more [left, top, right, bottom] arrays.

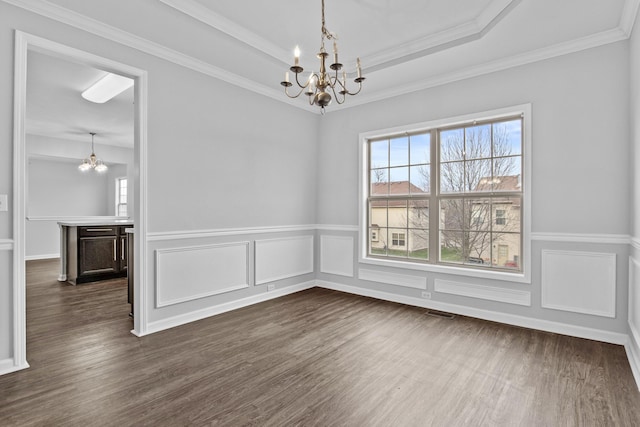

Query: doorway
[[12, 31, 149, 371]]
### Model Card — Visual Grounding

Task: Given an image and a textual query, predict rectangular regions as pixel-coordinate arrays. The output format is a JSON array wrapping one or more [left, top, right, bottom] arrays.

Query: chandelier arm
[[328, 68, 344, 91], [324, 72, 345, 104], [344, 81, 364, 96], [284, 85, 310, 99], [330, 83, 346, 105], [294, 71, 311, 89], [333, 72, 364, 96], [327, 71, 349, 102]]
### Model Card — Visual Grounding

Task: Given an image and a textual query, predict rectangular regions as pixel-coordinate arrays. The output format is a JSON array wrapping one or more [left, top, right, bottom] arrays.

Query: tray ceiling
[[10, 0, 639, 129]]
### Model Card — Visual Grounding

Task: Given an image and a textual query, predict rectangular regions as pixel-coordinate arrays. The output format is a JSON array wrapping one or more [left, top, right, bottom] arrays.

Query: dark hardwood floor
[[1, 258, 639, 426]]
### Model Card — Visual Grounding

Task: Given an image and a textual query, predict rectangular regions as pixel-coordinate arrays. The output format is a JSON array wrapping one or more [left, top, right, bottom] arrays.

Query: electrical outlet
[[267, 284, 276, 291], [0, 194, 7, 212], [421, 291, 432, 299]]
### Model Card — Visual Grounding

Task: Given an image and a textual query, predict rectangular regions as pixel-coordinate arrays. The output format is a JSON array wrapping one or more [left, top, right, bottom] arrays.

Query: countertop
[[58, 219, 133, 227]]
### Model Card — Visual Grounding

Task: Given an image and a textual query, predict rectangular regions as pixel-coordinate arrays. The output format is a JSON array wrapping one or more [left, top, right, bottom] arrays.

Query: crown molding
[[620, 0, 640, 36], [363, 0, 520, 72], [1, 0, 635, 115], [157, 0, 520, 74], [1, 0, 317, 114], [158, 0, 290, 65], [327, 27, 629, 113]]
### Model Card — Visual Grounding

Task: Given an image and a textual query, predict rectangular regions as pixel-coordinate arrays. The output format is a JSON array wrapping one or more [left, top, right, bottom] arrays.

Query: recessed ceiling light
[[82, 73, 134, 104]]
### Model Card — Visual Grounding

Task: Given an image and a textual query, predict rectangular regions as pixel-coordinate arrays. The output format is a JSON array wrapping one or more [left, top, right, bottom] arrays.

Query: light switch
[[0, 194, 7, 212]]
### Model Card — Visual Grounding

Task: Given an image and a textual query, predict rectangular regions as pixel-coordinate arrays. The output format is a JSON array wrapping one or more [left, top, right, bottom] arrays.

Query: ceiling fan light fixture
[[82, 73, 134, 104]]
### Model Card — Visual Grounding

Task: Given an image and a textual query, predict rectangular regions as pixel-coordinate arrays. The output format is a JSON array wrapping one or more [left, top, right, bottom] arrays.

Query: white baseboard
[[317, 280, 628, 345], [143, 280, 316, 335], [0, 358, 29, 376], [25, 253, 59, 261], [627, 323, 640, 391]]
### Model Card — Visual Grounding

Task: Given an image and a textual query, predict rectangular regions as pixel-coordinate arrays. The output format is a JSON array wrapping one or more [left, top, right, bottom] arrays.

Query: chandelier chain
[[321, 0, 334, 40]]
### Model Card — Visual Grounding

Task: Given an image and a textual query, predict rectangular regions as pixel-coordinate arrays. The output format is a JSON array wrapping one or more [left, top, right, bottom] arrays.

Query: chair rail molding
[[531, 232, 630, 245], [0, 239, 13, 251]]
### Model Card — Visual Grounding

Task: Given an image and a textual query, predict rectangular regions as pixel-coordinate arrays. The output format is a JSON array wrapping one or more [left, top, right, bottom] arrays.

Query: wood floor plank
[[1, 258, 639, 426]]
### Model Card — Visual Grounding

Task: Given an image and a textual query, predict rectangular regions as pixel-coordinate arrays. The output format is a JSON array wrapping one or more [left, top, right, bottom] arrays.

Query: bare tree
[[372, 167, 386, 183], [439, 124, 520, 264]]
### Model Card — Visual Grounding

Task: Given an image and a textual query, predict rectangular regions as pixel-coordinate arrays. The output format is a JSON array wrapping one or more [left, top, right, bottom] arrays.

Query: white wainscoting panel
[[434, 279, 531, 306], [156, 242, 250, 307], [358, 268, 427, 290], [255, 235, 314, 285], [320, 235, 354, 277], [541, 250, 616, 318]]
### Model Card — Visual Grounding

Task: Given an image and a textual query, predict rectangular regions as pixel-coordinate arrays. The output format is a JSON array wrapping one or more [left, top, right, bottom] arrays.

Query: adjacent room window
[[365, 111, 524, 272], [116, 177, 127, 217]]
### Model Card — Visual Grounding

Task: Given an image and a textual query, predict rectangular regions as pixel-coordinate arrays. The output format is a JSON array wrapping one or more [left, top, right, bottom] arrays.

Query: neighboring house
[[370, 176, 521, 269], [461, 174, 521, 268], [369, 181, 429, 255]]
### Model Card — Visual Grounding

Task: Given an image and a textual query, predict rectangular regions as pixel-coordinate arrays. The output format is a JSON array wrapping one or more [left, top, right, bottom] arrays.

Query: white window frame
[[358, 104, 532, 284], [116, 176, 127, 217]]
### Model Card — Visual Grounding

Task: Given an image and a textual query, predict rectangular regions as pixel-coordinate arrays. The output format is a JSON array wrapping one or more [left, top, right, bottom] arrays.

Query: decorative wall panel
[[255, 235, 314, 285], [541, 250, 616, 317], [156, 242, 249, 307], [434, 279, 531, 306], [358, 268, 426, 290], [320, 235, 354, 277]]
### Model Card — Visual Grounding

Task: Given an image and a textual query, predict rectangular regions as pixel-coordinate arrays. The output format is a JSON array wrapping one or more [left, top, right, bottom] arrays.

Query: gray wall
[[317, 42, 630, 233], [28, 157, 110, 217], [26, 157, 115, 258], [315, 41, 631, 336]]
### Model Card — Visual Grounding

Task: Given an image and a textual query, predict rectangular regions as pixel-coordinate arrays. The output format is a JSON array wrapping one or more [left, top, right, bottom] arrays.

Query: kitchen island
[[58, 220, 133, 285]]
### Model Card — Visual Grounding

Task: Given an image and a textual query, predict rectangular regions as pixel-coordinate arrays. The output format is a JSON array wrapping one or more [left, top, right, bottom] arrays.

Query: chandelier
[[78, 132, 108, 173], [280, 0, 365, 113]]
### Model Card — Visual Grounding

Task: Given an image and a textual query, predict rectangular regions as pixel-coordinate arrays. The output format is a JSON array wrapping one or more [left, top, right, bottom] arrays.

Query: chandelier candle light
[[281, 0, 365, 113], [78, 132, 108, 173]]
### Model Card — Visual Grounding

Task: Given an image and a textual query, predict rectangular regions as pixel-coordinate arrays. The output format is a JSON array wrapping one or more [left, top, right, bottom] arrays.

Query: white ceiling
[[19, 0, 638, 143], [26, 50, 134, 148]]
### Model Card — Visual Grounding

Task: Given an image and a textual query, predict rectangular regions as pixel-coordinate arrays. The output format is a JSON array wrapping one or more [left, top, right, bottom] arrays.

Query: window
[[364, 109, 525, 273], [116, 177, 127, 217], [392, 232, 406, 247]]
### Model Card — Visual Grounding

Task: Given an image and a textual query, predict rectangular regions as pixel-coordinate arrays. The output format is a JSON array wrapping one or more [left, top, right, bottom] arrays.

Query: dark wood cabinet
[[119, 233, 128, 272], [78, 235, 118, 276], [66, 225, 131, 285]]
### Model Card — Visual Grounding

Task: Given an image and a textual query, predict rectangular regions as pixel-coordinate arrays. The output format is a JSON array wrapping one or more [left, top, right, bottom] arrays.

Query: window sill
[[359, 256, 531, 284]]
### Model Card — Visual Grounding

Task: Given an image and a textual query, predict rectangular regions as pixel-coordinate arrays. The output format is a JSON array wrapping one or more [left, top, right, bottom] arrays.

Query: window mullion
[[429, 129, 439, 264]]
